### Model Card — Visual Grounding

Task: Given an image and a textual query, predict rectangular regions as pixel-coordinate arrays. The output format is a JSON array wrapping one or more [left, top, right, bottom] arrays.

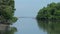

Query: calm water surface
[[12, 18, 47, 34]]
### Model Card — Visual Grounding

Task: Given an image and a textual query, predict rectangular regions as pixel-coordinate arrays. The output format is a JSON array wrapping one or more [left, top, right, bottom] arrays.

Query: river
[[12, 18, 47, 34], [12, 0, 60, 34]]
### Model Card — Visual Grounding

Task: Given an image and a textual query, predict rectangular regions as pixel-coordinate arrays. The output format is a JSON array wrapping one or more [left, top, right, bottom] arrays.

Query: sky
[[14, 0, 60, 17]]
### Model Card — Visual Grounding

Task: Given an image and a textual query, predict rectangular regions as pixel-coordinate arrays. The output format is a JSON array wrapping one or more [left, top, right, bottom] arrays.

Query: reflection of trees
[[5, 27, 17, 34], [37, 20, 60, 34], [0, 25, 17, 34]]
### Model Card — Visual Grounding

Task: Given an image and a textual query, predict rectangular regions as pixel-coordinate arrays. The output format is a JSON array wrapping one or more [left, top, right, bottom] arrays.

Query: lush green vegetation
[[36, 2, 60, 20], [0, 0, 18, 24], [37, 20, 60, 34], [36, 2, 60, 34]]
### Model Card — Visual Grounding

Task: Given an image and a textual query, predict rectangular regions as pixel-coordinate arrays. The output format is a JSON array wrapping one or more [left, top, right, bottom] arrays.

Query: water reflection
[[0, 24, 17, 34], [37, 20, 60, 34]]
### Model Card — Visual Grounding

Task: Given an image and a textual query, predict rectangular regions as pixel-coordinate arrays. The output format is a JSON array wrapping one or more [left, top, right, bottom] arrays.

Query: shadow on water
[[0, 24, 17, 34], [37, 20, 60, 34]]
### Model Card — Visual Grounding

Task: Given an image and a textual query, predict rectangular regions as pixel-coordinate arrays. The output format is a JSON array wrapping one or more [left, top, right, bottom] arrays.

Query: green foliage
[[0, 0, 17, 24], [10, 17, 18, 24], [36, 2, 60, 20]]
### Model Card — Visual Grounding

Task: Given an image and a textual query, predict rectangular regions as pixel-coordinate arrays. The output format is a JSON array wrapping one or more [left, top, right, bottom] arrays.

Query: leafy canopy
[[36, 2, 60, 20], [0, 0, 17, 24]]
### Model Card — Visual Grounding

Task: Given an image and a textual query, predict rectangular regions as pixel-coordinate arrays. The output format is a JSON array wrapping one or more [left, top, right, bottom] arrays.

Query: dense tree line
[[0, 0, 17, 24], [36, 2, 60, 20]]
